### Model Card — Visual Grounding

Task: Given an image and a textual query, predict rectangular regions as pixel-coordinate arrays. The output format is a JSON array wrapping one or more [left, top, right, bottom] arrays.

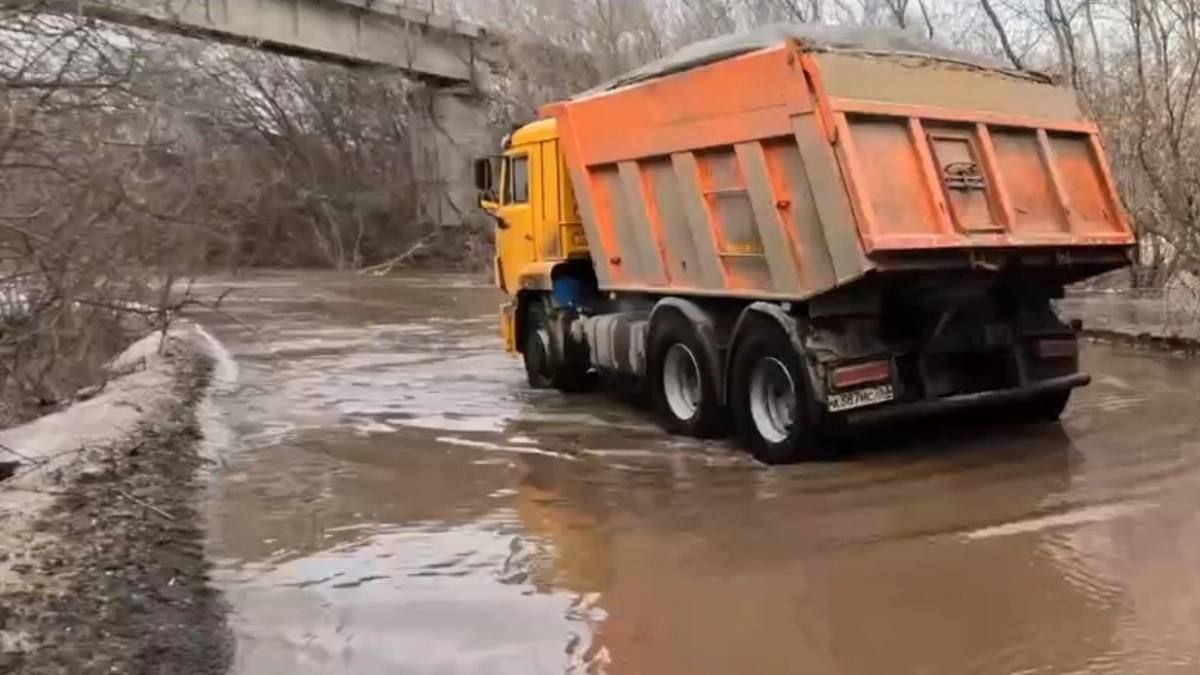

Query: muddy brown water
[[198, 272, 1200, 675]]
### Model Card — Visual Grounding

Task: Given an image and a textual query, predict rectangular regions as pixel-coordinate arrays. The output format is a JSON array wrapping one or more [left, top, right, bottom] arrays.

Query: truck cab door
[[495, 151, 537, 294]]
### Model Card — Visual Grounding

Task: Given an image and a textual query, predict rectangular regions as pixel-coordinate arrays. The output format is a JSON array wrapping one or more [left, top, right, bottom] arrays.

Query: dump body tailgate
[[543, 42, 1134, 300]]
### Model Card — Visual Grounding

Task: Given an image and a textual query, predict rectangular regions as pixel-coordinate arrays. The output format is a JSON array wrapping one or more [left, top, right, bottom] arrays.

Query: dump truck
[[474, 25, 1135, 463]]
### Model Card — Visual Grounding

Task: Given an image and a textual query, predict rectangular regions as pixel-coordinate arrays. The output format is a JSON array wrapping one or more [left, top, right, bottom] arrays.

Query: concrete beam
[[411, 86, 494, 227], [58, 0, 487, 84]]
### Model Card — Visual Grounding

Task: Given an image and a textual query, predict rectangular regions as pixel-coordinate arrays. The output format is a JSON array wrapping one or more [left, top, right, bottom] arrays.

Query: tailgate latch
[[942, 161, 986, 191]]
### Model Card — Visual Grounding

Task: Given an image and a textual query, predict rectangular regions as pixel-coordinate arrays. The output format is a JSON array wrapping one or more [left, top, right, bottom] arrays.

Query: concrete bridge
[[37, 0, 504, 227]]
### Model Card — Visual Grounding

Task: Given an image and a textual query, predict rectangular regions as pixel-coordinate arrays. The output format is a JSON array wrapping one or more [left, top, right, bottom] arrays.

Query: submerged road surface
[[200, 272, 1200, 675]]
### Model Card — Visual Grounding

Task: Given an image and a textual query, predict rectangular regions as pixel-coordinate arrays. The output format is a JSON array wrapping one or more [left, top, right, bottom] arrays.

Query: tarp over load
[[583, 23, 1046, 97]]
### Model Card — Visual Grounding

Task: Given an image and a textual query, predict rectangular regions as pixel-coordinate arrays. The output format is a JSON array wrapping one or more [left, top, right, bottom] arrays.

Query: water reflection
[[509, 426, 1118, 674], [196, 273, 1200, 675]]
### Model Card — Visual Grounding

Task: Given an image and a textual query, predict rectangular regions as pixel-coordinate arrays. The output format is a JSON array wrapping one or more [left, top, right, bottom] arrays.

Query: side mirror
[[474, 156, 500, 207]]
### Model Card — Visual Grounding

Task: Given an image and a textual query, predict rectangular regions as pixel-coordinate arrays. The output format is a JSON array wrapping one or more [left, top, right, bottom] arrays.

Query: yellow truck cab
[[475, 25, 1134, 463], [480, 119, 592, 363], [486, 119, 587, 298]]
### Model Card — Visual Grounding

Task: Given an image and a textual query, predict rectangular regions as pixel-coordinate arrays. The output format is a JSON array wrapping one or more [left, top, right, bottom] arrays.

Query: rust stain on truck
[[477, 25, 1135, 463]]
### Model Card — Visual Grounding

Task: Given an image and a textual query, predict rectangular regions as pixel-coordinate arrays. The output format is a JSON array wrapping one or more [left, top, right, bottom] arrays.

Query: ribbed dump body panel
[[543, 44, 1133, 300]]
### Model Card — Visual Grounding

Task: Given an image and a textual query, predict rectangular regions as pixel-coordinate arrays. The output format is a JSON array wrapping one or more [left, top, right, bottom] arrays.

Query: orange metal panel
[[545, 37, 1133, 299], [907, 117, 956, 236], [1035, 128, 1078, 234], [735, 141, 807, 293], [989, 128, 1070, 236], [584, 166, 628, 284], [564, 46, 810, 167], [828, 98, 1099, 134], [1087, 134, 1132, 236], [617, 161, 671, 286], [546, 102, 614, 288], [926, 128, 1003, 233], [974, 124, 1017, 232], [832, 113, 880, 251], [797, 51, 838, 144], [759, 137, 832, 292], [846, 117, 1133, 252], [1048, 133, 1125, 236], [788, 115, 870, 285], [642, 157, 707, 287], [671, 152, 731, 290], [584, 108, 796, 167]]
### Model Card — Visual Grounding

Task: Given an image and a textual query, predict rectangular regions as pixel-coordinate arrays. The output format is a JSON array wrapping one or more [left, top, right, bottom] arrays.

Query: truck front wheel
[[730, 328, 829, 464], [523, 298, 594, 393], [647, 313, 724, 438], [522, 317, 554, 389]]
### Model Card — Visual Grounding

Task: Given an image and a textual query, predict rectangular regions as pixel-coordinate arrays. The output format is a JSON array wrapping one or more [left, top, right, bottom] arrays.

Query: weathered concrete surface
[[411, 86, 495, 228], [0, 323, 233, 673], [51, 0, 487, 83], [19, 0, 501, 228]]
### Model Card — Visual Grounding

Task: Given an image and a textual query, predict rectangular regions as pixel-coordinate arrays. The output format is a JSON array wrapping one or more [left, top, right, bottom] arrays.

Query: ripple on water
[[218, 519, 595, 675], [202, 276, 1200, 675]]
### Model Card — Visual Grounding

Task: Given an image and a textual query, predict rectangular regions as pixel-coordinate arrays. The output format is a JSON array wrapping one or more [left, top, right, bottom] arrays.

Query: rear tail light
[[831, 360, 891, 390], [1035, 338, 1078, 359]]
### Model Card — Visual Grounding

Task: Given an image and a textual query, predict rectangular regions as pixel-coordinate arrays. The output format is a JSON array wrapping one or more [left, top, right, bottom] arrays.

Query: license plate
[[827, 384, 895, 412]]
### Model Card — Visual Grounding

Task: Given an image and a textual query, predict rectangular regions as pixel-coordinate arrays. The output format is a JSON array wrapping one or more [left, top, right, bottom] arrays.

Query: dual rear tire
[[728, 327, 829, 464], [648, 313, 827, 463]]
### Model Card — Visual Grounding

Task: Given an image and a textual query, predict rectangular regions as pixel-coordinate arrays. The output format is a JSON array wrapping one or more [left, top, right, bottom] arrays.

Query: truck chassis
[[512, 262, 1086, 463]]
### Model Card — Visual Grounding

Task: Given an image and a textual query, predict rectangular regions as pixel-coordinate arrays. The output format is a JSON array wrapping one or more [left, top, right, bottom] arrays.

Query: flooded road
[[200, 272, 1200, 675]]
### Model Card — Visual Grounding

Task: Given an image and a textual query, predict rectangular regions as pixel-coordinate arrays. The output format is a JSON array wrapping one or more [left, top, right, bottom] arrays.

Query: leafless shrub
[[174, 50, 433, 270], [0, 2, 476, 424], [0, 7, 210, 424]]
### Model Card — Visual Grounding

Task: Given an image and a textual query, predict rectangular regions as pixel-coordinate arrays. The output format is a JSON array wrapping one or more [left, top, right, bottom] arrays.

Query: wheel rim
[[749, 357, 796, 443], [662, 343, 702, 422]]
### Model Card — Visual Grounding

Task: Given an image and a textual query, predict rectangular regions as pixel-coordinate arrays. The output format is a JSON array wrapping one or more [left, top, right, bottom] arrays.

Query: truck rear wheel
[[730, 328, 828, 463], [648, 313, 724, 438]]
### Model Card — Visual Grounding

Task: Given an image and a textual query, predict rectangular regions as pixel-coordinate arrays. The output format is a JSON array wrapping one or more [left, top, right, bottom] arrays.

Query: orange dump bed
[[543, 41, 1134, 300]]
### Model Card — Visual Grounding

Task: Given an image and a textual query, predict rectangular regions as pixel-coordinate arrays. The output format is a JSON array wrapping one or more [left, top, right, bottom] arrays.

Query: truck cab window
[[504, 155, 529, 204]]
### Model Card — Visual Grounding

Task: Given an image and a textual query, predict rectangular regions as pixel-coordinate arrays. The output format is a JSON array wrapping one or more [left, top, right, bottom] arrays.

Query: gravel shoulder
[[0, 327, 231, 674]]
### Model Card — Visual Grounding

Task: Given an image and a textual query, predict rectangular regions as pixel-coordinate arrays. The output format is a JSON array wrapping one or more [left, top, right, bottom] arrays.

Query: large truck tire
[[647, 312, 725, 438], [522, 312, 554, 389], [729, 327, 829, 464], [523, 298, 594, 393]]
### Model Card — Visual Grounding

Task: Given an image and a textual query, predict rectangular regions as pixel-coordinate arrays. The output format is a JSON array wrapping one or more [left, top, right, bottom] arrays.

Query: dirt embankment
[[0, 328, 231, 674]]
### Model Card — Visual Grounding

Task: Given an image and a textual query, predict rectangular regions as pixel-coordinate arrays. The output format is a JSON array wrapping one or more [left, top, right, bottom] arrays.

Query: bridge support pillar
[[411, 86, 493, 228]]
